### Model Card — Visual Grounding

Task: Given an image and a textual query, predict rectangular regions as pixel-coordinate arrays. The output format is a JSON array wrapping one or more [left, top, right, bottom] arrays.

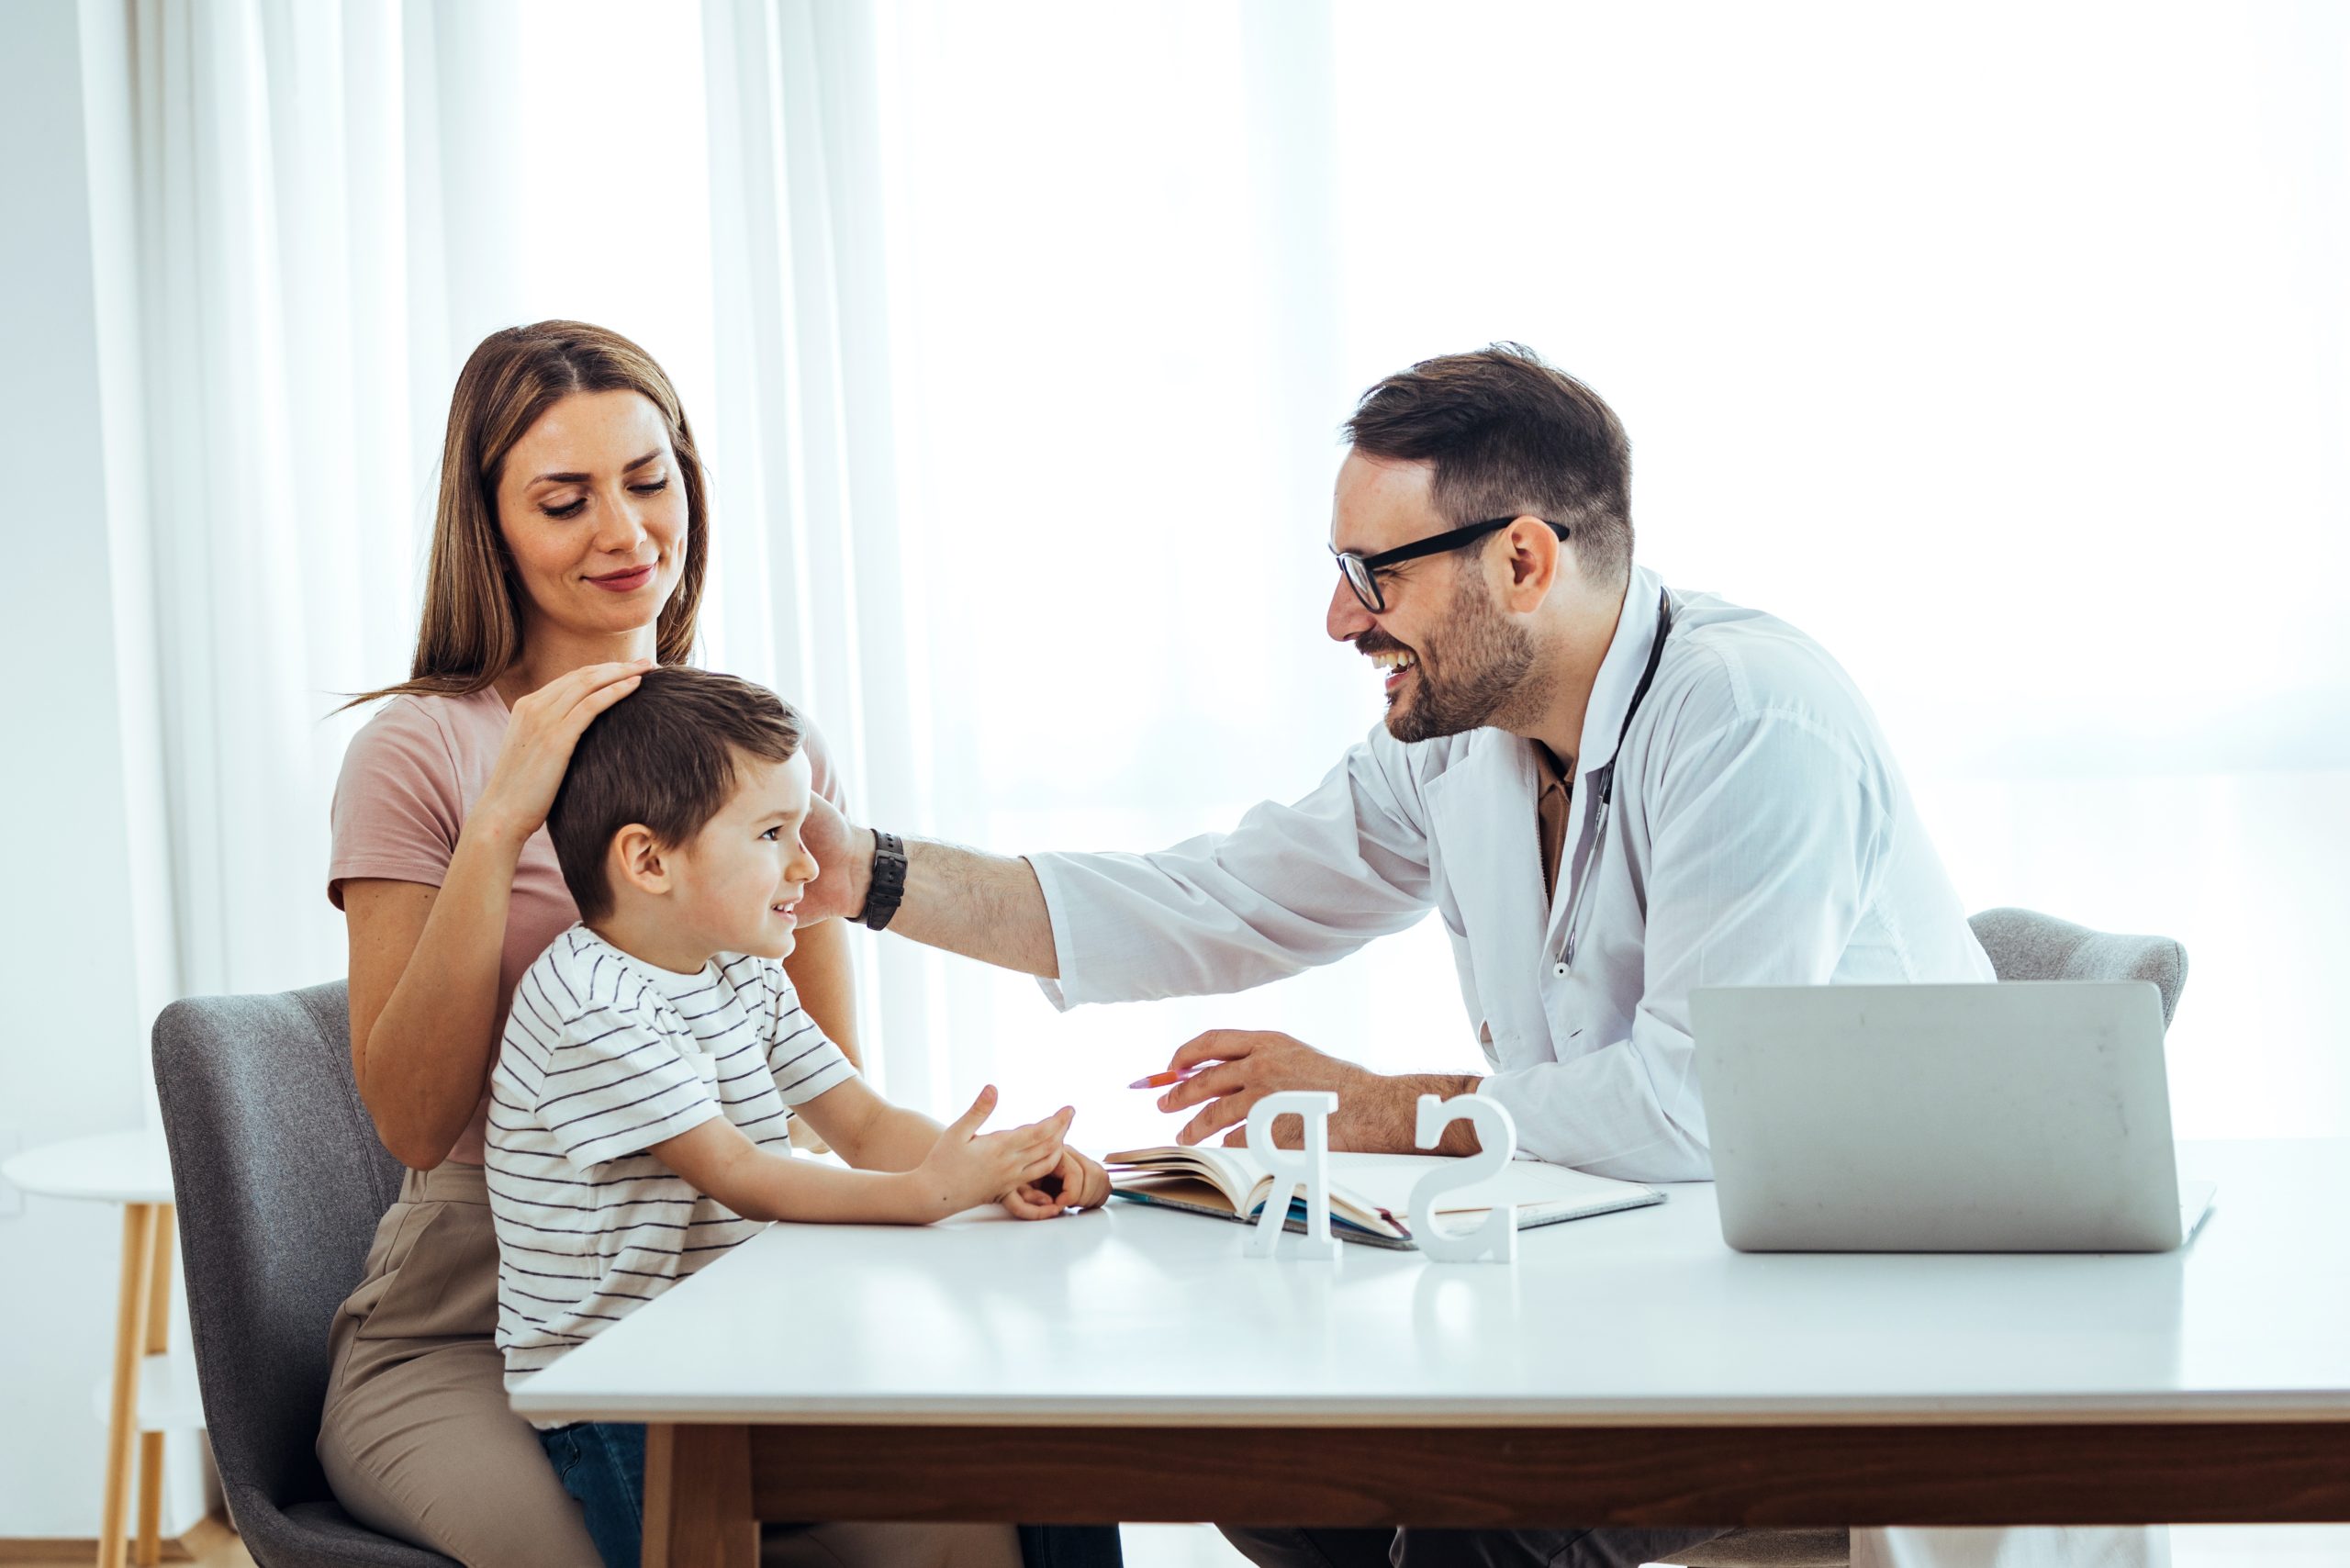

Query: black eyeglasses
[[1331, 516, 1570, 614]]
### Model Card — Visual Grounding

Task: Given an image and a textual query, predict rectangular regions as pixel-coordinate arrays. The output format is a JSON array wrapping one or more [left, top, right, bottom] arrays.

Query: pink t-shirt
[[328, 683, 845, 1167]]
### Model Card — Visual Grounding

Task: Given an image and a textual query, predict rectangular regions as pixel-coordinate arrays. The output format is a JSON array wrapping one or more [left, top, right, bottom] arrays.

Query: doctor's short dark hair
[[547, 666, 802, 924], [1344, 343, 1634, 588]]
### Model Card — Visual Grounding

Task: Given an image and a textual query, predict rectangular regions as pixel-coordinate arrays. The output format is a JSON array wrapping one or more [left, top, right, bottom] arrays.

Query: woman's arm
[[343, 819, 532, 1169], [345, 660, 650, 1170], [778, 890, 861, 1155], [779, 916, 861, 1069]]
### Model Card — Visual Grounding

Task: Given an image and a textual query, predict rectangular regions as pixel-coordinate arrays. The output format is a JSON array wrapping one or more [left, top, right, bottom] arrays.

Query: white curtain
[[52, 0, 463, 1536], [117, 0, 451, 1002], [699, 0, 946, 1103]]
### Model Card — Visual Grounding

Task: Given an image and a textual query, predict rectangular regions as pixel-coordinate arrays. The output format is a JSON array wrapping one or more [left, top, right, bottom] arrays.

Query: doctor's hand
[[796, 794, 875, 925], [1157, 1031, 1483, 1154]]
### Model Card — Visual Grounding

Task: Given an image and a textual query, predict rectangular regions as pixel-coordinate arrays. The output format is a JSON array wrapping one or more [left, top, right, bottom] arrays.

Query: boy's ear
[[608, 823, 673, 900]]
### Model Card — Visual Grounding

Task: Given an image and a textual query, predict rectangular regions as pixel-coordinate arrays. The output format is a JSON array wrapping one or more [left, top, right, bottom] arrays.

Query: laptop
[[1690, 982, 2217, 1252]]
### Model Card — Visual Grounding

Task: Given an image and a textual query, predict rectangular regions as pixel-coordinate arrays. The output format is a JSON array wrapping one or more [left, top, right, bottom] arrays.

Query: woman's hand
[[471, 659, 652, 846], [1003, 1146, 1113, 1219], [903, 1086, 1073, 1220]]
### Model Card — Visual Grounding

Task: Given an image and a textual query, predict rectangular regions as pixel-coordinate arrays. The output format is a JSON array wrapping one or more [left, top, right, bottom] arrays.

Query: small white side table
[[3, 1130, 203, 1568]]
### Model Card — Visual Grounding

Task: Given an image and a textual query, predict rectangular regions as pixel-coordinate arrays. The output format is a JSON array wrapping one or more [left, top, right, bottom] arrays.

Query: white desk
[[513, 1138, 2350, 1565]]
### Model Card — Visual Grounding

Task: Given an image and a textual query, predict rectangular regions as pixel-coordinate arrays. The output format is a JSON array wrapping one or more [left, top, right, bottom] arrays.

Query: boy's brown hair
[[548, 666, 802, 923]]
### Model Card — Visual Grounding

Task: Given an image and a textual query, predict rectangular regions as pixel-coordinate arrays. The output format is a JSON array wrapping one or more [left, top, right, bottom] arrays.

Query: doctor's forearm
[[1351, 1072, 1487, 1155], [874, 837, 1061, 979]]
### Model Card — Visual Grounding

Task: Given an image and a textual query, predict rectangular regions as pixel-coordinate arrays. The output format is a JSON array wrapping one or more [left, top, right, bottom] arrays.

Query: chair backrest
[[1968, 907, 2190, 1027], [151, 981, 402, 1520]]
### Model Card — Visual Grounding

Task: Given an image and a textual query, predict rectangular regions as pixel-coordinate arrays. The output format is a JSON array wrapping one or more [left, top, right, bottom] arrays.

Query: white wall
[[0, 0, 207, 1541]]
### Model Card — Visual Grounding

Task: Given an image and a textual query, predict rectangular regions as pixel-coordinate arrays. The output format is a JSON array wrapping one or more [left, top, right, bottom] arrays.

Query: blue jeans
[[539, 1422, 647, 1568], [538, 1421, 1125, 1568]]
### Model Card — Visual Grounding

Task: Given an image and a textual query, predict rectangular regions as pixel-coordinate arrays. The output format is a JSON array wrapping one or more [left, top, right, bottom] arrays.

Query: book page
[[1104, 1144, 1270, 1208], [1110, 1148, 1651, 1218], [1316, 1153, 1650, 1216]]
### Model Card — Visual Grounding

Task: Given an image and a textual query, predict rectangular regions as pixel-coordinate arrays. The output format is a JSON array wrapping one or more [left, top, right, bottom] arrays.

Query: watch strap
[[861, 830, 909, 932]]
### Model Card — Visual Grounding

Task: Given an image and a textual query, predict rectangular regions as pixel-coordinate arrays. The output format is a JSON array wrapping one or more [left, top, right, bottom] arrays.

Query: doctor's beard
[[1383, 567, 1555, 745]]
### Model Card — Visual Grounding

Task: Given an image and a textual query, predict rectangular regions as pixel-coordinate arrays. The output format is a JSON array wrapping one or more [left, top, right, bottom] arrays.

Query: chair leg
[[135, 1433, 164, 1568], [135, 1207, 174, 1567], [100, 1204, 159, 1568]]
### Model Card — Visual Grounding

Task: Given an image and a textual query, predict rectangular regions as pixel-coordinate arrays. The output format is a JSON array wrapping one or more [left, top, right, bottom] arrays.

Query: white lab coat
[[1030, 565, 1992, 1181], [1025, 564, 2165, 1567]]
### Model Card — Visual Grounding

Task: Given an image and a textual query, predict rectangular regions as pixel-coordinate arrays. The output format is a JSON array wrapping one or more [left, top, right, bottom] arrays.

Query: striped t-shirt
[[487, 924, 858, 1397]]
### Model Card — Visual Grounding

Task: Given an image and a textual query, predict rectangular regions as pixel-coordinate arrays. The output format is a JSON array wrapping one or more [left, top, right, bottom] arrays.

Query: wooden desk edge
[[638, 1418, 2350, 1540], [514, 1394, 2350, 1428]]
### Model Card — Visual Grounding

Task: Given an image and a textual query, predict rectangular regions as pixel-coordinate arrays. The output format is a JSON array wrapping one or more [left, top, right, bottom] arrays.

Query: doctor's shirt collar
[[1566, 562, 1666, 782]]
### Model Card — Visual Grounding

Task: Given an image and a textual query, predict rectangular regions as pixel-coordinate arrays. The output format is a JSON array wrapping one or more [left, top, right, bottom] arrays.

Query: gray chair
[[1968, 906, 2189, 1025], [151, 980, 456, 1567]]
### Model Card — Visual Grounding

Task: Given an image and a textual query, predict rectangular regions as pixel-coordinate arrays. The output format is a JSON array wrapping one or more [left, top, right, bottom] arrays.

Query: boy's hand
[[1002, 1147, 1113, 1220], [907, 1086, 1073, 1219]]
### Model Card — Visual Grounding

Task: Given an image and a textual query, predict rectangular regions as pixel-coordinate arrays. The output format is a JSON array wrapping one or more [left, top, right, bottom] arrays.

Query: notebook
[[1104, 1145, 1666, 1250]]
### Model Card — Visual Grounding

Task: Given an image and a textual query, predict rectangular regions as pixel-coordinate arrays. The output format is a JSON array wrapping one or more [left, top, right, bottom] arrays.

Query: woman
[[319, 321, 1059, 1566]]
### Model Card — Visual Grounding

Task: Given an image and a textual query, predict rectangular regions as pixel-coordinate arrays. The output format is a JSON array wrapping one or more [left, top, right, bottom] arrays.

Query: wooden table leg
[[99, 1204, 159, 1568], [134, 1205, 173, 1567], [643, 1424, 756, 1568]]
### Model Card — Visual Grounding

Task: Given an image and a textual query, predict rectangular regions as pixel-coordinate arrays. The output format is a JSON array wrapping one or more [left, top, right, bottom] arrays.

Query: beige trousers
[[317, 1163, 1020, 1568]]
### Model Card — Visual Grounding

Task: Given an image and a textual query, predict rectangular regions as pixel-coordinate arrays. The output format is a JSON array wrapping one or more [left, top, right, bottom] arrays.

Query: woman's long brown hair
[[347, 320, 709, 708]]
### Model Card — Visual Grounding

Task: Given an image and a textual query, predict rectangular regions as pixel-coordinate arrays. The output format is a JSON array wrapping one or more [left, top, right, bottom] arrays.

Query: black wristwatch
[[860, 831, 909, 932]]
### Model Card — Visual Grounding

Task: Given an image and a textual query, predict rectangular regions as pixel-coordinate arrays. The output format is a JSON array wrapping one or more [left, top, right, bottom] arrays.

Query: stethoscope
[[1559, 588, 1673, 973]]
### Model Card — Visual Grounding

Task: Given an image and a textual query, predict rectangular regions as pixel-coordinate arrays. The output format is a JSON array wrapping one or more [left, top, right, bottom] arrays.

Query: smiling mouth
[[1368, 647, 1418, 695], [588, 564, 655, 591]]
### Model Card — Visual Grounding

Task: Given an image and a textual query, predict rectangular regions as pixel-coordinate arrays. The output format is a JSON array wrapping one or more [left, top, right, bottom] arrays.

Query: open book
[[1105, 1145, 1665, 1250]]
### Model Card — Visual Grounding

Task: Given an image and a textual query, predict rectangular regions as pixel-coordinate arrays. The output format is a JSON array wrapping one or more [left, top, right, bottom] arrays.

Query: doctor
[[801, 345, 2158, 1568]]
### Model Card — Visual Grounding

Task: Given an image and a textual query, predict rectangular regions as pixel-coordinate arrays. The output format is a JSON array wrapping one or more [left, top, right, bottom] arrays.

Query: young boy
[[487, 666, 1110, 1568]]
